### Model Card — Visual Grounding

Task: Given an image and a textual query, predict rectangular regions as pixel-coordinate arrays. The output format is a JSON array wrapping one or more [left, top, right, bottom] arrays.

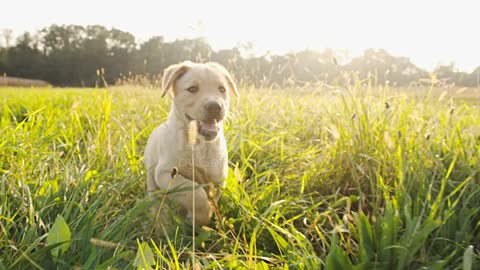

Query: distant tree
[[0, 50, 6, 73], [468, 67, 480, 87], [137, 36, 166, 75], [286, 49, 340, 84], [432, 63, 473, 87], [345, 48, 427, 86], [6, 32, 44, 79], [211, 48, 242, 69], [1, 24, 479, 88], [433, 63, 456, 85], [40, 25, 85, 85], [36, 25, 136, 86], [1, 29, 14, 74], [1, 29, 14, 48], [103, 27, 136, 83], [0, 47, 5, 73]]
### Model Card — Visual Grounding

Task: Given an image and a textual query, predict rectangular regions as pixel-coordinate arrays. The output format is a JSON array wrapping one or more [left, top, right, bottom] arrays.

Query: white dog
[[144, 61, 238, 231]]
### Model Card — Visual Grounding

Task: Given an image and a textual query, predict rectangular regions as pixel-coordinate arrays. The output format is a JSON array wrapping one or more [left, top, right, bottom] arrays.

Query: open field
[[0, 77, 50, 87], [0, 86, 479, 269]]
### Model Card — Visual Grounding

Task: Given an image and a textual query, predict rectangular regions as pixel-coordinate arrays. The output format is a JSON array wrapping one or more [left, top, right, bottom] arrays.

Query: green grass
[[0, 85, 479, 269]]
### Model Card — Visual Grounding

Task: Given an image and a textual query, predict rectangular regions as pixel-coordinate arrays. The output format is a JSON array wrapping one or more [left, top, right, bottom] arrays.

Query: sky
[[1, 0, 479, 72]]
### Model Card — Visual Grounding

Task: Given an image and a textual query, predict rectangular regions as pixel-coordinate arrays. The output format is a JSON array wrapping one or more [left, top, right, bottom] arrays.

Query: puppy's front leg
[[154, 166, 212, 226]]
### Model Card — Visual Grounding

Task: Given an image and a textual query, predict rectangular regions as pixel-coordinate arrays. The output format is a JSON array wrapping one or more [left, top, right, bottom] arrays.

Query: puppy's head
[[162, 61, 239, 141]]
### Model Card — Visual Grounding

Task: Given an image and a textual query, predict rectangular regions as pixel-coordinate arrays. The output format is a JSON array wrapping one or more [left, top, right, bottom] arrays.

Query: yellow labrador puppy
[[144, 61, 238, 231]]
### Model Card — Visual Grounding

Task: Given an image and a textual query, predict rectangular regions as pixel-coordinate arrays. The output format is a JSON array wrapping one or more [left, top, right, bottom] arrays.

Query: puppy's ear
[[161, 61, 192, 97], [207, 62, 239, 97]]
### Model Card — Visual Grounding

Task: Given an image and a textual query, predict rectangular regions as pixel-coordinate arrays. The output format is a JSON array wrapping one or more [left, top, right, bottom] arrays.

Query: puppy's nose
[[204, 101, 223, 117]]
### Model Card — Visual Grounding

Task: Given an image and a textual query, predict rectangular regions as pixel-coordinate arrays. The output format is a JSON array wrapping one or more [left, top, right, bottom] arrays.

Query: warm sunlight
[[2, 1, 479, 269], [2, 0, 479, 71]]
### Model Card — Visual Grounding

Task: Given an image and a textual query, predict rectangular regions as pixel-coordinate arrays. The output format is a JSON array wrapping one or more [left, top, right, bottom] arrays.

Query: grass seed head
[[188, 120, 198, 145]]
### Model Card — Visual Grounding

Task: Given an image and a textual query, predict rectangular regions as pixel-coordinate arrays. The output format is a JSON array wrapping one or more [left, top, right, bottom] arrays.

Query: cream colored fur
[[144, 61, 238, 232]]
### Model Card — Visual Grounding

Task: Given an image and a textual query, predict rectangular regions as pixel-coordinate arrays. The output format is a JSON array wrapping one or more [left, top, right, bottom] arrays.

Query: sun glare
[[1, 0, 479, 71]]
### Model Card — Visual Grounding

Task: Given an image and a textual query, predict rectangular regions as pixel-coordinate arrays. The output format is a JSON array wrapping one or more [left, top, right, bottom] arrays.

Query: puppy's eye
[[219, 86, 226, 93], [186, 86, 198, 93]]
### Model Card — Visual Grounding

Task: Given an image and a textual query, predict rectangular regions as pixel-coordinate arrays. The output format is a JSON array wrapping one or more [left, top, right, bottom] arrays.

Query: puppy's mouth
[[185, 114, 222, 140]]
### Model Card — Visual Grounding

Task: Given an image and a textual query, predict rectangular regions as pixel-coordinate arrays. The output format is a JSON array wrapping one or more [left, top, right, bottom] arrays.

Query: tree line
[[1, 24, 479, 88]]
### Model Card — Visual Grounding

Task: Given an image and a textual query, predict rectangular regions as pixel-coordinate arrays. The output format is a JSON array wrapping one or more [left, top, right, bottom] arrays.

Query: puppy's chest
[[176, 142, 226, 184]]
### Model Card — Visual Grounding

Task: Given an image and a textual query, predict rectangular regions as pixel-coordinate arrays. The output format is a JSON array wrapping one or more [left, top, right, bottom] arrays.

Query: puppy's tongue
[[198, 120, 220, 137]]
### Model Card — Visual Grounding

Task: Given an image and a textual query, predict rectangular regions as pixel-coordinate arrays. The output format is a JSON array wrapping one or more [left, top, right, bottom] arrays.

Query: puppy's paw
[[186, 191, 212, 226]]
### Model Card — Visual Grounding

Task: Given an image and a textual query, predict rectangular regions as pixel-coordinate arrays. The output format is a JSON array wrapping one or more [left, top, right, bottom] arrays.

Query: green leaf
[[255, 261, 269, 270], [267, 227, 288, 250], [38, 179, 59, 196], [397, 217, 441, 270], [325, 234, 352, 270], [354, 212, 374, 263], [423, 249, 457, 270], [463, 245, 474, 270], [46, 215, 71, 258], [134, 241, 155, 269]]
